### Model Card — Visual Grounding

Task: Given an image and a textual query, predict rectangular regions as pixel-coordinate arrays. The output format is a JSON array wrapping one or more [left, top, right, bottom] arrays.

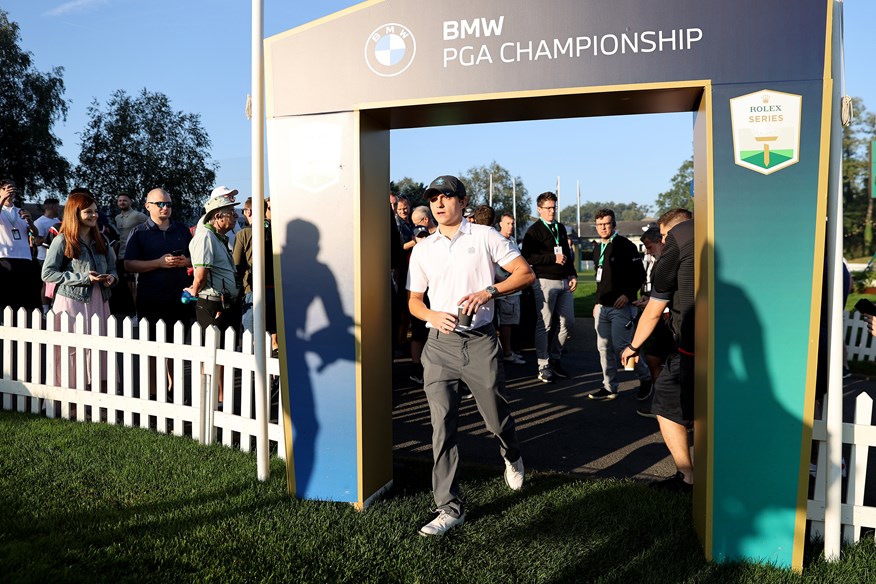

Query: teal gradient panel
[[711, 80, 825, 566], [267, 114, 360, 503]]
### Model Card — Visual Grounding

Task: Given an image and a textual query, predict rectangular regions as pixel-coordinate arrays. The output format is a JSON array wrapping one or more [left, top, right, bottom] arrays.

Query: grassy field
[[574, 269, 598, 317], [2, 412, 876, 583]]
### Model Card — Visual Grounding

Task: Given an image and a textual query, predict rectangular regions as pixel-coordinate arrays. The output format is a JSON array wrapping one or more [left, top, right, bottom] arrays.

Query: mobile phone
[[171, 250, 184, 257], [855, 298, 876, 316]]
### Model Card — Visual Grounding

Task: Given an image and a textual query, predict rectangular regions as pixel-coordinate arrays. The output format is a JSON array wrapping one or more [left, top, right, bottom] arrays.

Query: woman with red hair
[[42, 189, 117, 388]]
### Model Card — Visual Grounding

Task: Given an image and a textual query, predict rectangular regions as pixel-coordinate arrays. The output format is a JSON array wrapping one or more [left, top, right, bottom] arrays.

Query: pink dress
[[53, 283, 111, 388]]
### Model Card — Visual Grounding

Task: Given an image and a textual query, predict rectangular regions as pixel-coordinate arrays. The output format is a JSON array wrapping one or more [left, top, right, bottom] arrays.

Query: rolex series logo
[[364, 23, 416, 77], [730, 89, 802, 175]]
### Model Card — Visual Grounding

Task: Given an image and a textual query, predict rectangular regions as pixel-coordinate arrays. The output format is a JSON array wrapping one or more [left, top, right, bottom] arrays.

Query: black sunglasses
[[148, 201, 173, 208]]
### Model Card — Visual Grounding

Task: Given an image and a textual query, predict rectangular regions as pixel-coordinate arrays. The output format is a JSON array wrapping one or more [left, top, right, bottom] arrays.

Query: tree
[[390, 177, 427, 208], [0, 10, 70, 199], [560, 201, 653, 225], [75, 89, 217, 222], [458, 161, 531, 236], [655, 157, 694, 215], [842, 98, 876, 258]]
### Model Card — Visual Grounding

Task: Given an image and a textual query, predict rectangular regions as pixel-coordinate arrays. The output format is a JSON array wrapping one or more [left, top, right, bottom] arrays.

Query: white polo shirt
[[407, 218, 520, 330]]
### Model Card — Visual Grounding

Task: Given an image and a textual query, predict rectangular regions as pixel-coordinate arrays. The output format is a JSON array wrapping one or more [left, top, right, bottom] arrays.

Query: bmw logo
[[364, 23, 416, 77]]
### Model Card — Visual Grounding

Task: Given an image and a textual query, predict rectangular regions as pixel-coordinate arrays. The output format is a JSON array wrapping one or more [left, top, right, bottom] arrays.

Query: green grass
[[848, 292, 868, 313], [574, 269, 598, 317], [2, 412, 875, 583]]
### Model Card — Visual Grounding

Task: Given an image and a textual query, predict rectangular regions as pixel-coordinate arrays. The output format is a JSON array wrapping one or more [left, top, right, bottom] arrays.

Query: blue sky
[[5, 1, 874, 216]]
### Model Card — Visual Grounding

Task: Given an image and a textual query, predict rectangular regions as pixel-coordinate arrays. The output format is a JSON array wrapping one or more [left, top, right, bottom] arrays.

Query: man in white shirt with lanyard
[[407, 175, 535, 536], [0, 178, 41, 318]]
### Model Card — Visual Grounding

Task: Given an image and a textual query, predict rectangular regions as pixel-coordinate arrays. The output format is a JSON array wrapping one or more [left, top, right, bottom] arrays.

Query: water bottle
[[180, 290, 196, 304]]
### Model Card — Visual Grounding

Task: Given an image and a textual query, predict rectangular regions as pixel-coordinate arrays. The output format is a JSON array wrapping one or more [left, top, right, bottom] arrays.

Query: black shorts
[[136, 297, 195, 342], [641, 317, 676, 361], [651, 352, 694, 425], [195, 297, 241, 339]]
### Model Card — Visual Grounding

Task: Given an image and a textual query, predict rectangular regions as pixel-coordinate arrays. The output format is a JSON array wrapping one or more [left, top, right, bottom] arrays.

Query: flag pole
[[512, 180, 517, 240], [251, 0, 269, 482]]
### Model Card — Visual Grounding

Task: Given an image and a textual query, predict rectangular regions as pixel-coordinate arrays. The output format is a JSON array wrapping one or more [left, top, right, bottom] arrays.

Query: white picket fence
[[3, 306, 876, 547], [806, 310, 876, 545], [846, 309, 876, 363], [0, 306, 285, 459]]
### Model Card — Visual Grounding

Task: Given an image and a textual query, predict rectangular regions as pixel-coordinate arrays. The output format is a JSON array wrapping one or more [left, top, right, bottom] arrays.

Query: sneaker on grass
[[419, 509, 465, 536], [504, 456, 525, 491], [537, 365, 554, 383], [588, 388, 617, 401]]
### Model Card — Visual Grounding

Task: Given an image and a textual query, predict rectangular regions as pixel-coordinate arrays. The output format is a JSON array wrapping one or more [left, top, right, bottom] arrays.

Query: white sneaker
[[503, 353, 525, 365], [504, 456, 524, 491], [418, 509, 465, 536]]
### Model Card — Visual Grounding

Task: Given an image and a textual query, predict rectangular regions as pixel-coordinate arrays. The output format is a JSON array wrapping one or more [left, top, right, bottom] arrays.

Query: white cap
[[210, 186, 239, 200]]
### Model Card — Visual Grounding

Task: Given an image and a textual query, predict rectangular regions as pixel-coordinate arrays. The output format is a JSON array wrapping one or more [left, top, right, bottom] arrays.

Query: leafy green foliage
[[0, 10, 70, 200], [655, 157, 694, 215], [561, 201, 654, 225], [390, 177, 427, 208], [458, 161, 531, 235], [843, 98, 876, 258], [75, 89, 217, 222]]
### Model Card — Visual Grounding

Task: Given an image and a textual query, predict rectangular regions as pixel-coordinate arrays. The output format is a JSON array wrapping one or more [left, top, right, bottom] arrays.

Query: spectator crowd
[[3, 173, 696, 535], [391, 175, 695, 535], [0, 179, 275, 361]]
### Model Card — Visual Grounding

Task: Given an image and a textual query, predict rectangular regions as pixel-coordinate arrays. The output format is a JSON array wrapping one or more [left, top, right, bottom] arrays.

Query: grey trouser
[[533, 277, 575, 367], [421, 324, 520, 516], [594, 303, 651, 391]]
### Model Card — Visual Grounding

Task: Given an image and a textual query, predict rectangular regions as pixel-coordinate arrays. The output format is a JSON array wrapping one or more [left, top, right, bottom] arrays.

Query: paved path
[[392, 317, 876, 498], [392, 317, 676, 481]]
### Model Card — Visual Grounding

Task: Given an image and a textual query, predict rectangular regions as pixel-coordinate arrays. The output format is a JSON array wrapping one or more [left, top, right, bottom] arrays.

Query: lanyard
[[0, 207, 21, 229], [540, 218, 560, 246], [598, 232, 617, 267]]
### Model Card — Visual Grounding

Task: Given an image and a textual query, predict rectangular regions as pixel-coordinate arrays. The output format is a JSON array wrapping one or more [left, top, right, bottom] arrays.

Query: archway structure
[[264, 0, 841, 570]]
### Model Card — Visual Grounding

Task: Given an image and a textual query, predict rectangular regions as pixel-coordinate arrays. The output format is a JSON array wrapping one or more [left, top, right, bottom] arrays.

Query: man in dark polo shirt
[[622, 208, 694, 492], [124, 188, 194, 336]]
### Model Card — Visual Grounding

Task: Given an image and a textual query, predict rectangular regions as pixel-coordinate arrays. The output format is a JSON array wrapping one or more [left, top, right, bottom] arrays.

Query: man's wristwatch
[[486, 285, 499, 298]]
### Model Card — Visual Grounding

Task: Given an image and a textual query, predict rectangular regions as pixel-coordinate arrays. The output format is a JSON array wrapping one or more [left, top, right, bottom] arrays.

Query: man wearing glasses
[[124, 188, 194, 335], [407, 175, 534, 536], [589, 208, 650, 401], [522, 192, 577, 383]]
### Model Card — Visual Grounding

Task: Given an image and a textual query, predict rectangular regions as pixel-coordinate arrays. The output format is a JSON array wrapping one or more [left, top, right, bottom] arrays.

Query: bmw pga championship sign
[[264, 0, 843, 572], [730, 90, 803, 175]]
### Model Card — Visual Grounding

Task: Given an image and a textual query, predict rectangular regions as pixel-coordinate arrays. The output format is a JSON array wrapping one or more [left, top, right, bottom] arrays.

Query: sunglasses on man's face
[[148, 201, 173, 209]]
